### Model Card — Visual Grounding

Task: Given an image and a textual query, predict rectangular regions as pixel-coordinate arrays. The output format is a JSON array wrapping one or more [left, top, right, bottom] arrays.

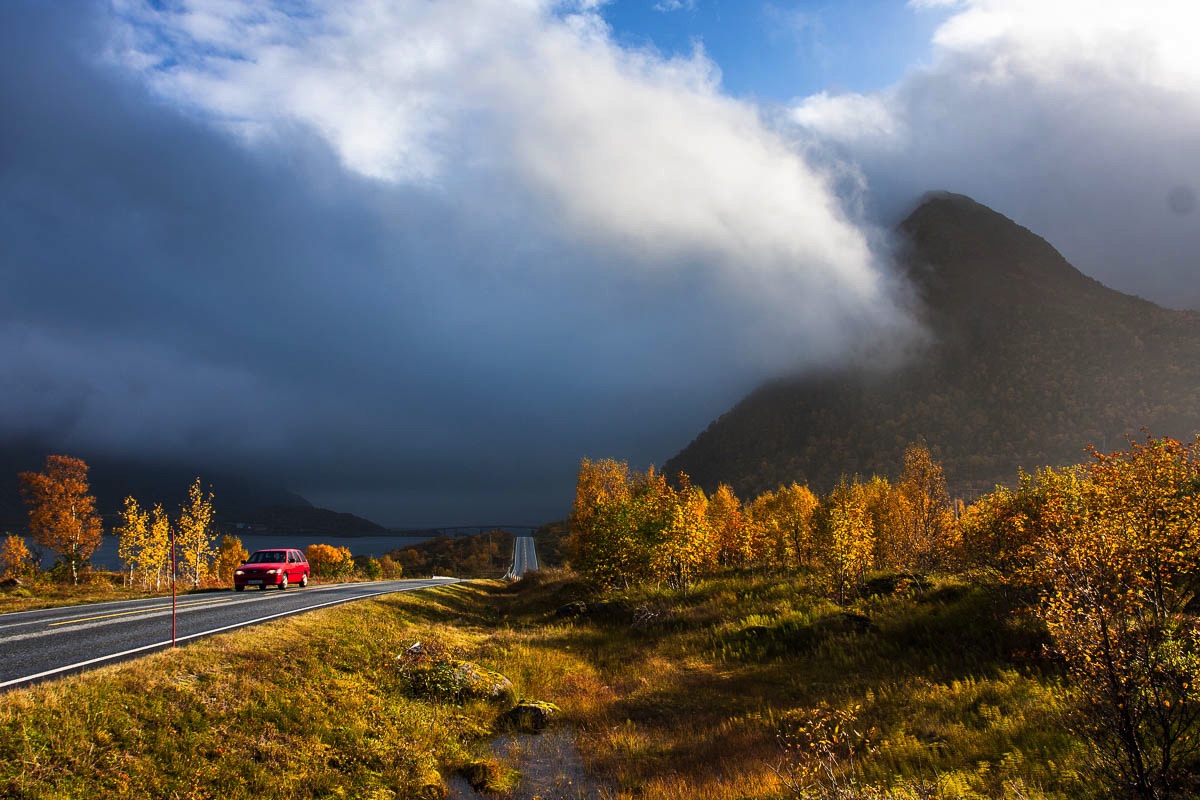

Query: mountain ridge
[[0, 444, 400, 540], [665, 192, 1200, 499]]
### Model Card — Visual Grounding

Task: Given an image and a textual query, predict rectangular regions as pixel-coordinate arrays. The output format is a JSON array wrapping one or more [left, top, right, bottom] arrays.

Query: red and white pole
[[170, 526, 177, 648]]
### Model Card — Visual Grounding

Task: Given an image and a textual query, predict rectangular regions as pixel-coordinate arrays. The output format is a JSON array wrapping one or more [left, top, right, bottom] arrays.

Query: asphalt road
[[506, 535, 539, 578], [0, 577, 458, 690]]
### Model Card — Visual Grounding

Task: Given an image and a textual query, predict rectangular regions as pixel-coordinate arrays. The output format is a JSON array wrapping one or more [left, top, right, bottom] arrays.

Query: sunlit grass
[[0, 569, 1093, 799], [483, 569, 1088, 800], [0, 584, 512, 798]]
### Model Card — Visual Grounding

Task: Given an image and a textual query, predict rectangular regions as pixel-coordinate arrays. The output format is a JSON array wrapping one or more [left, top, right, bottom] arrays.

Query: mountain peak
[[899, 191, 1103, 315], [664, 193, 1200, 499]]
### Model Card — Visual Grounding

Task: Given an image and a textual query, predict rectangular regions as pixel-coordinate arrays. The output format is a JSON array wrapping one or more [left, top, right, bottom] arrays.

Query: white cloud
[[6, 0, 932, 525], [791, 91, 902, 148], [907, 0, 963, 9], [112, 0, 517, 182], [25, 0, 1200, 523], [931, 0, 1200, 88], [112, 0, 909, 369], [792, 0, 1200, 310], [494, 21, 881, 310], [654, 0, 696, 11]]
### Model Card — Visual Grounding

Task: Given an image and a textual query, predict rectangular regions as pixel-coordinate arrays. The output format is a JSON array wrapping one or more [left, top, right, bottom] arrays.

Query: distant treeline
[[570, 443, 956, 599], [385, 531, 516, 578]]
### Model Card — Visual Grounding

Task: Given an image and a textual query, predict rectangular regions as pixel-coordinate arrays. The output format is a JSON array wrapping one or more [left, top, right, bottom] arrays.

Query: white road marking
[[0, 581, 374, 633], [0, 593, 181, 621], [0, 593, 291, 644], [0, 579, 458, 689], [48, 596, 235, 626]]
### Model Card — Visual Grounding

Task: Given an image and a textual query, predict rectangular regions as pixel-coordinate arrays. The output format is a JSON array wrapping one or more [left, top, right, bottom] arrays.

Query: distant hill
[[0, 443, 312, 534], [666, 192, 1200, 500], [239, 505, 390, 538]]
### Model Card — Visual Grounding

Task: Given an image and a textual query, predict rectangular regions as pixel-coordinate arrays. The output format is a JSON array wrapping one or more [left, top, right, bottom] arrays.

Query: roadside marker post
[[170, 526, 177, 648]]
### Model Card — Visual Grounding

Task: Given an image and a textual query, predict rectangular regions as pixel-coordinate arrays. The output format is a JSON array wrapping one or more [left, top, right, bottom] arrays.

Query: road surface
[[505, 535, 539, 578], [0, 577, 458, 690]]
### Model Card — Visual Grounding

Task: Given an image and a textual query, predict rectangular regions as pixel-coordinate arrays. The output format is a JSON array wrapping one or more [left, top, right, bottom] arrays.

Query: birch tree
[[652, 485, 714, 589], [896, 443, 957, 571], [1027, 436, 1200, 798], [821, 481, 876, 603], [176, 478, 216, 588], [707, 484, 747, 567], [146, 503, 172, 589], [116, 496, 150, 587]]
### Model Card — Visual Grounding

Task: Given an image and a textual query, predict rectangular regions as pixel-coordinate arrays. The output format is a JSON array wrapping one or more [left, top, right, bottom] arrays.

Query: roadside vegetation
[[386, 530, 516, 579], [0, 455, 410, 614], [0, 565, 1066, 800], [0, 564, 1090, 799], [1, 436, 1196, 798], [493, 568, 1078, 800], [0, 584, 512, 799], [563, 436, 1200, 798]]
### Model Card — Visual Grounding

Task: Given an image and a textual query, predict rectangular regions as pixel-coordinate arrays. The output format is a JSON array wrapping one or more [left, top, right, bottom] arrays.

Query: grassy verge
[[0, 583, 519, 799], [0, 570, 1090, 799], [0, 573, 174, 614], [486, 569, 1085, 800]]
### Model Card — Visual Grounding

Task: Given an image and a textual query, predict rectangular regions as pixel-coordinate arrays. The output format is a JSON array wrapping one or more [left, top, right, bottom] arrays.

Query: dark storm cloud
[[2, 2, 907, 525], [0, 4, 575, 523], [17, 1, 1200, 526]]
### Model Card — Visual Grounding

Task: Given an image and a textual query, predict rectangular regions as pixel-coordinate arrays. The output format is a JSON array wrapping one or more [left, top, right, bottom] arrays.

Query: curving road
[[0, 577, 458, 690]]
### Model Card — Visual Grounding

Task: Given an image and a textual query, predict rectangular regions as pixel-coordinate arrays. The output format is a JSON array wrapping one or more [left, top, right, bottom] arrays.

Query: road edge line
[[0, 579, 458, 689]]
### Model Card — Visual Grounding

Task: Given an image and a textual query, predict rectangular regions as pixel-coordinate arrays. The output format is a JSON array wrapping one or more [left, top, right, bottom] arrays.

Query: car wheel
[[279, 574, 288, 590], [235, 585, 245, 592], [299, 573, 308, 588]]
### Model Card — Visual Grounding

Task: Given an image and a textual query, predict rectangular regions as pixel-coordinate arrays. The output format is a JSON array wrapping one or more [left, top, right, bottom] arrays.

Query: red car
[[234, 549, 310, 591]]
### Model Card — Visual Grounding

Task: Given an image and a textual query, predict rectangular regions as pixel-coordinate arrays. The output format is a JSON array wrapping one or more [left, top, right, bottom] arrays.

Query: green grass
[[0, 570, 1094, 799]]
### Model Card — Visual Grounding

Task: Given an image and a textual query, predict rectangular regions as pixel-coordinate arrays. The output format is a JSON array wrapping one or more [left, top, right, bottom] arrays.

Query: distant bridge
[[392, 525, 541, 538]]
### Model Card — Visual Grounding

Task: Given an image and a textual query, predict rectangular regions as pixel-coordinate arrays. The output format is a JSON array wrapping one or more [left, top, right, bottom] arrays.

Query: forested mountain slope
[[666, 192, 1200, 499], [0, 444, 312, 532]]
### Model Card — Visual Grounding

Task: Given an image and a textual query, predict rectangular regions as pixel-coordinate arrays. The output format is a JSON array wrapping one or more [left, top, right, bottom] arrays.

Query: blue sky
[[3, 1, 1200, 525], [602, 0, 950, 99]]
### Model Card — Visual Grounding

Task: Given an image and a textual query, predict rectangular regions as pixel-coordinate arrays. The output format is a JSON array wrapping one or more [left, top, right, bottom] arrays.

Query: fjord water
[[80, 533, 436, 571]]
